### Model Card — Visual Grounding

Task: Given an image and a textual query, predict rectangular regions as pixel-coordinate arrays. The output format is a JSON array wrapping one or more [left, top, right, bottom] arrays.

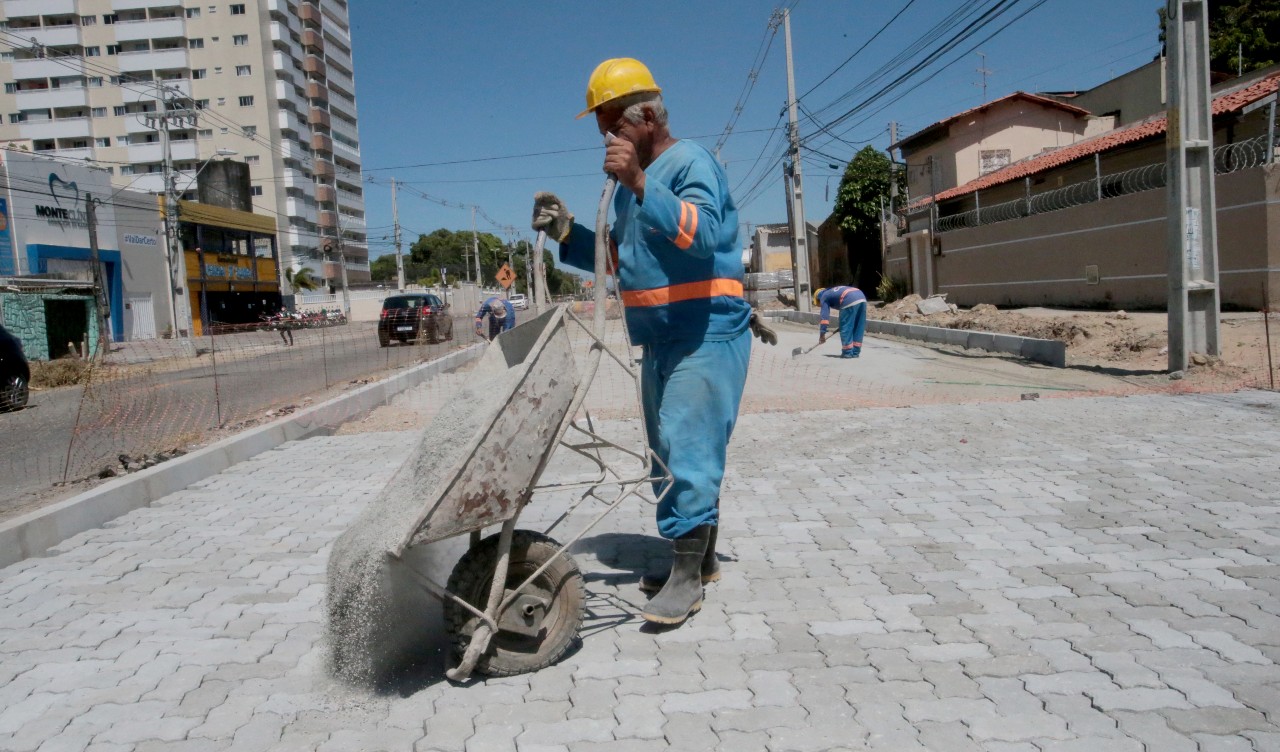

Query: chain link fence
[[936, 134, 1273, 234]]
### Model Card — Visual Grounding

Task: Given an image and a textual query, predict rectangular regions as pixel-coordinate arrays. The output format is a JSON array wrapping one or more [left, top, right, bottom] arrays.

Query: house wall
[[903, 100, 1107, 200], [0, 290, 99, 360], [925, 164, 1277, 310]]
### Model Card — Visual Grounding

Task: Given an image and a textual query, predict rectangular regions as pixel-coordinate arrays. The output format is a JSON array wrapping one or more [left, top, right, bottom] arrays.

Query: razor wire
[[935, 133, 1273, 233]]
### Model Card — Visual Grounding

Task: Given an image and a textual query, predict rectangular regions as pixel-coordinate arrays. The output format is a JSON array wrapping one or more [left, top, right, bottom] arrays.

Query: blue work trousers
[[839, 302, 867, 357], [641, 329, 751, 539]]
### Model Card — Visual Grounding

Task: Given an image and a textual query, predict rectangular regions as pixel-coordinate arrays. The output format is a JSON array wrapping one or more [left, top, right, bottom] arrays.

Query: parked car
[[509, 293, 529, 311], [377, 293, 453, 347], [0, 324, 30, 412]]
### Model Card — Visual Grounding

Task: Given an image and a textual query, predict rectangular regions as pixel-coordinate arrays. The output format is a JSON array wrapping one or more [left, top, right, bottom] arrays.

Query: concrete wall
[[0, 290, 100, 360], [922, 164, 1278, 310]]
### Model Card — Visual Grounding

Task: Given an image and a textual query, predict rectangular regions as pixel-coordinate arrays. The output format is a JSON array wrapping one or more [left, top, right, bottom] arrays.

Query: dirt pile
[[868, 295, 1277, 386]]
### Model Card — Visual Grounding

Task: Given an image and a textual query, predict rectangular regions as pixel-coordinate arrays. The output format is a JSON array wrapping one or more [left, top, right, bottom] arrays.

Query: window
[[88, 77, 103, 87], [186, 8, 201, 18], [250, 185, 263, 196], [233, 34, 248, 45], [106, 45, 120, 55], [245, 155, 260, 164], [7, 114, 21, 124], [188, 38, 204, 49], [235, 65, 251, 76], [113, 105, 127, 116], [214, 66, 222, 74], [103, 13, 118, 24], [84, 46, 100, 56], [95, 137, 111, 147], [120, 165, 134, 175], [192, 69, 207, 79], [230, 4, 246, 14], [216, 97, 226, 106], [242, 125, 257, 136], [2, 83, 12, 94], [238, 95, 254, 107], [91, 107, 106, 117], [195, 99, 210, 109], [219, 126, 229, 134], [198, 129, 213, 138], [80, 16, 97, 26]]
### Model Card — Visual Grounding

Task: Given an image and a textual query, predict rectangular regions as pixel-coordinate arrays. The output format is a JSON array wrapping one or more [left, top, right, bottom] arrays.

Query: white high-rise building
[[0, 0, 368, 285]]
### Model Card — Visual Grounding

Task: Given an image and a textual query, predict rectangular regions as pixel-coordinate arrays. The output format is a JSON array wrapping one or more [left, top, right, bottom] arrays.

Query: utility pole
[[85, 194, 111, 360], [471, 206, 482, 286], [333, 210, 350, 316], [147, 83, 198, 354], [391, 177, 405, 291], [782, 7, 812, 312], [1165, 0, 1220, 372]]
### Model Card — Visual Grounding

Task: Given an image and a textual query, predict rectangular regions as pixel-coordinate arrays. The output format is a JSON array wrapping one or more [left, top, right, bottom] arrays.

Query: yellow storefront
[[173, 201, 281, 336]]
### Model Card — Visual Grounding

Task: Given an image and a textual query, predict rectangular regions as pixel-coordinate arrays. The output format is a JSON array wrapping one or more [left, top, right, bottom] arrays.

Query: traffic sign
[[496, 263, 516, 289]]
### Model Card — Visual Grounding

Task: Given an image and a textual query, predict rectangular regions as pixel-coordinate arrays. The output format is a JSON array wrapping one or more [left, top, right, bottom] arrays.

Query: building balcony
[[51, 146, 94, 161], [323, 43, 351, 73], [277, 138, 311, 161], [300, 29, 324, 51], [317, 210, 337, 229], [5, 0, 76, 16], [311, 133, 332, 153], [332, 138, 360, 161], [303, 55, 326, 77], [314, 184, 335, 203], [279, 168, 310, 190], [273, 81, 308, 113], [326, 66, 355, 97], [18, 25, 81, 47], [111, 0, 185, 9], [19, 116, 90, 140], [298, 2, 321, 25], [127, 139, 197, 163], [15, 86, 88, 109], [313, 159, 334, 178], [117, 48, 189, 73], [305, 81, 327, 101], [113, 17, 186, 43], [11, 56, 84, 80], [308, 107, 330, 128], [285, 197, 317, 221], [337, 189, 363, 213]]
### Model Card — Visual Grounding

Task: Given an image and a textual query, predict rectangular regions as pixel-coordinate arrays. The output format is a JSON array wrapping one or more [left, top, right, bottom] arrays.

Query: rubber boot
[[638, 525, 718, 593], [641, 526, 711, 625]]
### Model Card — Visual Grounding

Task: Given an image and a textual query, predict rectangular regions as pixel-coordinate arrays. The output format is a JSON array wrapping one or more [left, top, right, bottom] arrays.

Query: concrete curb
[[762, 310, 1066, 368], [0, 344, 485, 569]]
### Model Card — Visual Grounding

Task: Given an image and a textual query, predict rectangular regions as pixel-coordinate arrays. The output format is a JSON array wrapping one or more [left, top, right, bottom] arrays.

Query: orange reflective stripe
[[819, 319, 829, 325], [621, 278, 744, 307], [673, 201, 698, 250]]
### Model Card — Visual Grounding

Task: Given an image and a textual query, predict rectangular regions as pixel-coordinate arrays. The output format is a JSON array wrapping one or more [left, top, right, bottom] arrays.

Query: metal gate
[[125, 294, 156, 341]]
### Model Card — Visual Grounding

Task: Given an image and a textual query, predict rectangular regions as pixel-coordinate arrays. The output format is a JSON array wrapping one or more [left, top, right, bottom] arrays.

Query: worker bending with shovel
[[531, 58, 774, 626], [814, 286, 868, 358], [475, 296, 515, 341]]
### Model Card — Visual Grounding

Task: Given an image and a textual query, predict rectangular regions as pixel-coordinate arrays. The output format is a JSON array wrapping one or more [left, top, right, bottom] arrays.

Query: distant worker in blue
[[474, 296, 515, 341], [531, 58, 776, 626], [814, 285, 868, 358]]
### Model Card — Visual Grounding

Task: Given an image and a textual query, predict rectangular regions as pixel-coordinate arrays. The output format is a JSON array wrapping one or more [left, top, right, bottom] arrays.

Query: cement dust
[[324, 348, 529, 688]]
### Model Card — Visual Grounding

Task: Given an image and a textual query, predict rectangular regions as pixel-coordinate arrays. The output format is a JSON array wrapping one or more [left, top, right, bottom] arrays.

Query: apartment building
[[0, 0, 368, 285]]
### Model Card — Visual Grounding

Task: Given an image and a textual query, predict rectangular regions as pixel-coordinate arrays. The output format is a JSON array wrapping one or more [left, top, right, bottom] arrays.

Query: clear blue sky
[[348, 0, 1163, 275]]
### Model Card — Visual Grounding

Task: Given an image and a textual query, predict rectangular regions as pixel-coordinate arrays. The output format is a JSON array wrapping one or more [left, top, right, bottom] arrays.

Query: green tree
[[1159, 1, 1279, 74], [410, 228, 505, 284], [832, 146, 895, 245], [284, 266, 320, 292]]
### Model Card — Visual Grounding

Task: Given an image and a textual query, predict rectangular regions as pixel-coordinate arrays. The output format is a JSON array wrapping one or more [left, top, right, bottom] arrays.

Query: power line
[[796, 0, 922, 104]]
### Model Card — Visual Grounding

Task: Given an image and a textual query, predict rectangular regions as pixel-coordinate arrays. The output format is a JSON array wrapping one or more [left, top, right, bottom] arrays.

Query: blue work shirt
[[817, 286, 866, 335], [475, 297, 515, 331]]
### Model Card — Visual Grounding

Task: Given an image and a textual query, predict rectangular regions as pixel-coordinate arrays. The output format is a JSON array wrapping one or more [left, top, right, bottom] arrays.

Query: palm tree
[[285, 266, 320, 293]]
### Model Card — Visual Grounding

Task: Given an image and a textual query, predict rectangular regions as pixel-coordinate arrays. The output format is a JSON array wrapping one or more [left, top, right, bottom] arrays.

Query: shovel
[[792, 336, 834, 358]]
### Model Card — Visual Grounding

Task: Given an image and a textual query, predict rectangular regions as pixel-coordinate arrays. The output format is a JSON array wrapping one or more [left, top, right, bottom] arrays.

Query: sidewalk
[[1, 391, 1278, 751]]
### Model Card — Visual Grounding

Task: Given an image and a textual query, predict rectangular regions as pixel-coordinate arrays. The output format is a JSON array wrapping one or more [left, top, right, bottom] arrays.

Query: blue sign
[[0, 198, 13, 276]]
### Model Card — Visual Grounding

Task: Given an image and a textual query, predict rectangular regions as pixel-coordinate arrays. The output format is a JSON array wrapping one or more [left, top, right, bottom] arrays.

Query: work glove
[[748, 313, 778, 346], [531, 192, 573, 243]]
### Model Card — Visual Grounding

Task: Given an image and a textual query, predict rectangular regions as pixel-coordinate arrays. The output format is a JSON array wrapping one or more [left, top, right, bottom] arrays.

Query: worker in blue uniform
[[531, 58, 775, 626], [813, 286, 868, 358], [475, 296, 515, 341]]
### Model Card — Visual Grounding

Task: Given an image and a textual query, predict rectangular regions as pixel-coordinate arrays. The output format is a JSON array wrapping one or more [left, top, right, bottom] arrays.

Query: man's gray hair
[[616, 92, 668, 126]]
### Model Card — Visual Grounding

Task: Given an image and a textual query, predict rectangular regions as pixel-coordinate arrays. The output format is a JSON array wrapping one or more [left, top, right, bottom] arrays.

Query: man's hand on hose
[[604, 138, 646, 198], [748, 313, 777, 346], [531, 192, 573, 242]]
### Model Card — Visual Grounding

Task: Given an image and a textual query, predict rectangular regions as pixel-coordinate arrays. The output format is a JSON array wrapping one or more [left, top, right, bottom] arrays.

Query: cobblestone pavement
[[2, 391, 1279, 751]]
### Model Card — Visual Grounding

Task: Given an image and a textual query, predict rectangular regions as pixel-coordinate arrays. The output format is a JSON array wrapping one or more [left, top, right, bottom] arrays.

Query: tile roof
[[891, 91, 1092, 151], [908, 71, 1280, 210]]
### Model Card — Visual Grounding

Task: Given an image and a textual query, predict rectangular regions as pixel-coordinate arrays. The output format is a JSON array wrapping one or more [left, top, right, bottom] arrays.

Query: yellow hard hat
[[577, 58, 662, 119], [812, 288, 826, 307]]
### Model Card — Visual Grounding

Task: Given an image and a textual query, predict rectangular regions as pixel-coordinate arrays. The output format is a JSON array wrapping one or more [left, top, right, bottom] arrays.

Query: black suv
[[378, 293, 454, 347], [0, 323, 30, 412]]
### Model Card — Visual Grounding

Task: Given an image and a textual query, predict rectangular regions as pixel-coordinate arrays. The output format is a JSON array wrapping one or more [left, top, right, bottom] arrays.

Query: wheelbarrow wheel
[[444, 530, 585, 677]]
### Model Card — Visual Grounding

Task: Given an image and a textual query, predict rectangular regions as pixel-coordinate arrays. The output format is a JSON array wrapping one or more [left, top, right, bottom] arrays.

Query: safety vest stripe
[[621, 278, 743, 308], [673, 201, 699, 250], [839, 287, 862, 304]]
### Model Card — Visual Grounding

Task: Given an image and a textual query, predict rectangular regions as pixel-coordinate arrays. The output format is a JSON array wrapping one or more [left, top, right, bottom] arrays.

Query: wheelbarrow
[[327, 177, 668, 683]]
